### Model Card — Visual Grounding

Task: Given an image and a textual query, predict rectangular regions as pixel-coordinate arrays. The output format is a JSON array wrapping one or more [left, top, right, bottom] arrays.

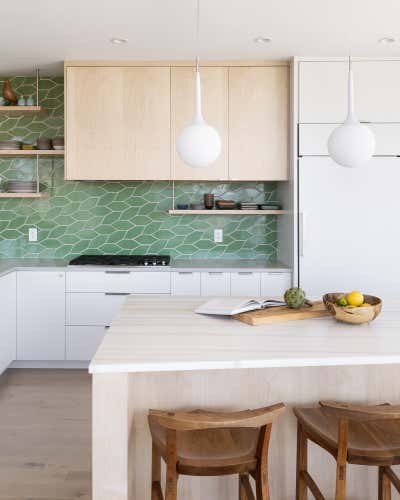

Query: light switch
[[214, 229, 223, 243], [28, 227, 38, 242]]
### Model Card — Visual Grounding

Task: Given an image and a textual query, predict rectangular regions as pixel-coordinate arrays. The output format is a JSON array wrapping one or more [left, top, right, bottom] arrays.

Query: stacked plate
[[7, 180, 37, 193], [0, 140, 22, 150], [239, 202, 259, 210]]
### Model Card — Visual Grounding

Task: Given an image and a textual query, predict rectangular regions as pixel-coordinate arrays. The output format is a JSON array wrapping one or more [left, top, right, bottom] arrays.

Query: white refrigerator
[[298, 156, 400, 299]]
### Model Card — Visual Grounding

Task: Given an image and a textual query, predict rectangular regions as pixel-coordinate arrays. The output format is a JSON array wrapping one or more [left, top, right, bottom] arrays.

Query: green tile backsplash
[[0, 77, 278, 260]]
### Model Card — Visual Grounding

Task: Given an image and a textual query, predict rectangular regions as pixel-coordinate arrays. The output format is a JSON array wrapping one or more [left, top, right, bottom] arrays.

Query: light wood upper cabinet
[[65, 66, 171, 180], [228, 66, 289, 180], [171, 67, 228, 180]]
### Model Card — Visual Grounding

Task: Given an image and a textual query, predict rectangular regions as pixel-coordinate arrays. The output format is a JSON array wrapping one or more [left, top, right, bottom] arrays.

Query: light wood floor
[[0, 369, 91, 500]]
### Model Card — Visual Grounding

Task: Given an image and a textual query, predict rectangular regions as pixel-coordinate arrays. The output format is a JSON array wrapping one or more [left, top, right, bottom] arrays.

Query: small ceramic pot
[[204, 193, 214, 209]]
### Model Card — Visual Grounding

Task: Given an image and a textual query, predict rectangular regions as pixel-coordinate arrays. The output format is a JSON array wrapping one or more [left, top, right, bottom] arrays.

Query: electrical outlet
[[214, 229, 223, 243], [28, 227, 38, 242]]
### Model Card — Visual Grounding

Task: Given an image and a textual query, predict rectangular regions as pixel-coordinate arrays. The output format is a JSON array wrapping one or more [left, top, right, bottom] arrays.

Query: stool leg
[[255, 425, 271, 500], [239, 473, 255, 500], [296, 422, 308, 500], [379, 467, 391, 500], [151, 442, 163, 500], [165, 429, 178, 500], [335, 420, 348, 500]]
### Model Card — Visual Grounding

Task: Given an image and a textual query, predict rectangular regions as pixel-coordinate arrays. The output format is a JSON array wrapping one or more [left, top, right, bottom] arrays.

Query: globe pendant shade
[[177, 69, 221, 168], [327, 63, 375, 168]]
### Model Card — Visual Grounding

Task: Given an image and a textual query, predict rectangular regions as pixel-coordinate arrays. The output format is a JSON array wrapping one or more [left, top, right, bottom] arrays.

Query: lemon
[[360, 303, 372, 307], [346, 291, 364, 307]]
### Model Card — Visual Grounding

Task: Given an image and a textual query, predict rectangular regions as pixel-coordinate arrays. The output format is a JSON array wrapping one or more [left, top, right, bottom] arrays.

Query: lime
[[336, 297, 348, 307]]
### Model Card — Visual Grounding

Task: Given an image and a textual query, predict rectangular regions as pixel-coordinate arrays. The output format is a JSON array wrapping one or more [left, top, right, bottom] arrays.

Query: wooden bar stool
[[293, 401, 400, 500], [148, 403, 286, 500]]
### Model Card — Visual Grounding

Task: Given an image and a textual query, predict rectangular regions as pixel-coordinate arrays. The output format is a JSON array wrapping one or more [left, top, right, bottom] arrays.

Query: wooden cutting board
[[234, 301, 329, 325]]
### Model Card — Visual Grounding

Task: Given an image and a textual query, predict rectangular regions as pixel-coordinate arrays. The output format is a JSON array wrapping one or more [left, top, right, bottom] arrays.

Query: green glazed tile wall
[[0, 77, 278, 260]]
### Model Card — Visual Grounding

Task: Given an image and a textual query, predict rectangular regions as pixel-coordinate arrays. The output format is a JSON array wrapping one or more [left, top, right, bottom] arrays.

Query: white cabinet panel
[[131, 272, 171, 293], [299, 60, 400, 124], [171, 272, 201, 296], [66, 326, 107, 361], [230, 272, 260, 296], [299, 123, 400, 156], [17, 271, 66, 361], [200, 272, 230, 296], [261, 273, 291, 297], [0, 272, 16, 373], [66, 271, 133, 293], [66, 293, 127, 326]]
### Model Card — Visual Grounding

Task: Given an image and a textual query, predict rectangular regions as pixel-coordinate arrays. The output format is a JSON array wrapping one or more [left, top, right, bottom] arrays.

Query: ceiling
[[2, 0, 400, 75]]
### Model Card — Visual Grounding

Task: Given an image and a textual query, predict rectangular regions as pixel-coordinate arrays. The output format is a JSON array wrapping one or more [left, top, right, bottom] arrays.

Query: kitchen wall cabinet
[[260, 272, 291, 296], [299, 60, 400, 123], [0, 273, 16, 374], [171, 271, 201, 295], [171, 67, 229, 180], [17, 271, 66, 360], [200, 272, 230, 296], [228, 66, 289, 180], [230, 272, 261, 296], [65, 66, 171, 180]]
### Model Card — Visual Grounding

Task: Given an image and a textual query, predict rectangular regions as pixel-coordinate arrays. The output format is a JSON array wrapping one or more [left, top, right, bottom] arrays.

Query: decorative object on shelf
[[2, 79, 18, 104], [7, 180, 38, 194], [216, 199, 237, 210], [177, 203, 189, 210], [17, 96, 26, 106], [327, 57, 375, 168], [0, 97, 5, 106], [52, 137, 64, 150], [238, 202, 259, 210], [22, 143, 35, 150], [176, 0, 221, 168], [323, 292, 382, 324], [36, 137, 52, 150], [0, 140, 21, 150], [26, 96, 34, 106], [190, 203, 205, 210], [260, 202, 281, 210], [203, 193, 214, 209]]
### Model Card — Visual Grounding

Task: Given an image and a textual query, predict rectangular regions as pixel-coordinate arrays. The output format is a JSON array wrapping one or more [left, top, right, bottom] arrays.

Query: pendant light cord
[[195, 0, 200, 71]]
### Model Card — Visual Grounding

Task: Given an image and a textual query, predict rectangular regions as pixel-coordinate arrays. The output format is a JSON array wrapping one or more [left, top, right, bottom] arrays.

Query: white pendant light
[[327, 57, 375, 168], [176, 0, 221, 168]]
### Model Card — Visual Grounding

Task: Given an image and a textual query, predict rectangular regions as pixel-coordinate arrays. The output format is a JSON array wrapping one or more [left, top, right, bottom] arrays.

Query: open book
[[195, 297, 285, 316]]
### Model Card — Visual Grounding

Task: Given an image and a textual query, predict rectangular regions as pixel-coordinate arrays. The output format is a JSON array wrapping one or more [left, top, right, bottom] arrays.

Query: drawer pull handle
[[105, 271, 131, 274], [208, 272, 223, 275], [105, 325, 111, 329], [238, 272, 253, 275], [178, 272, 193, 275], [105, 292, 130, 296]]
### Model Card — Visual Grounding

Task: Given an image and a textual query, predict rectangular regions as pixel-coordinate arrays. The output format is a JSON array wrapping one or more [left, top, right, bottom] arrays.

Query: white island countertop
[[89, 295, 400, 374]]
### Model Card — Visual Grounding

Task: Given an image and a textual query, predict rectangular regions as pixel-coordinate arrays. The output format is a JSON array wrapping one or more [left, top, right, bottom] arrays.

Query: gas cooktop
[[69, 254, 170, 267]]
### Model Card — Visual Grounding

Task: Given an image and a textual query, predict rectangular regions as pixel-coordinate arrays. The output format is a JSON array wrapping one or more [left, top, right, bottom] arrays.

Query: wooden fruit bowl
[[323, 293, 382, 325]]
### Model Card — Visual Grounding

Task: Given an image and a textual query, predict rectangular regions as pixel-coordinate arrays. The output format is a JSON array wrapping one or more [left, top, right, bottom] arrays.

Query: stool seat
[[294, 407, 400, 466], [149, 416, 259, 475]]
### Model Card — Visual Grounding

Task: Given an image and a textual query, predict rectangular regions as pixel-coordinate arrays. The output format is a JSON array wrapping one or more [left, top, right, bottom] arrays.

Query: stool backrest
[[319, 401, 400, 422], [149, 402, 286, 431]]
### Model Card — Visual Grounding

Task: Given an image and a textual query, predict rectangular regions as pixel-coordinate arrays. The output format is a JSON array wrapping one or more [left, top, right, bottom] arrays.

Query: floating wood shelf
[[168, 209, 287, 215], [0, 192, 49, 199], [0, 150, 64, 157], [0, 105, 46, 116]]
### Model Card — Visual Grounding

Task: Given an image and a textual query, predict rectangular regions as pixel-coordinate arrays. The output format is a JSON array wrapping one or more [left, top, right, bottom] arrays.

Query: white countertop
[[0, 258, 291, 278], [89, 295, 400, 374]]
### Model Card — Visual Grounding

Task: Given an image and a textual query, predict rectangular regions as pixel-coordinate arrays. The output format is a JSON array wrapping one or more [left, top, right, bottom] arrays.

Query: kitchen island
[[89, 296, 400, 500]]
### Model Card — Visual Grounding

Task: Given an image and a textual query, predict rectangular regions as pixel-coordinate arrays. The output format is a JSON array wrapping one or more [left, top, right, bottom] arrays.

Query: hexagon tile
[[0, 77, 278, 260]]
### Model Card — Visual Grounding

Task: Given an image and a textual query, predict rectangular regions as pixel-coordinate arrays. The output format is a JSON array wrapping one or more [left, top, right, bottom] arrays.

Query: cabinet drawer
[[201, 272, 230, 296], [171, 272, 201, 296], [66, 271, 132, 293], [66, 292, 127, 326], [230, 272, 260, 296], [260, 273, 291, 297], [131, 272, 171, 293], [66, 326, 107, 361]]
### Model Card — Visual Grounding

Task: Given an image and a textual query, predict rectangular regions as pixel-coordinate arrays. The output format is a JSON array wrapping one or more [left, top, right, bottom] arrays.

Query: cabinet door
[[0, 272, 16, 373], [260, 273, 291, 297], [171, 272, 201, 295], [171, 67, 228, 180], [66, 293, 127, 326], [230, 272, 261, 296], [66, 326, 107, 361], [131, 272, 171, 294], [17, 272, 66, 360], [229, 66, 289, 180], [65, 66, 171, 180], [201, 272, 230, 296]]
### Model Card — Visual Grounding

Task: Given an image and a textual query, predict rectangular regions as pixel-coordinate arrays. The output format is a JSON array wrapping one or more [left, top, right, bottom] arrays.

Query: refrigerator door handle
[[299, 212, 305, 257]]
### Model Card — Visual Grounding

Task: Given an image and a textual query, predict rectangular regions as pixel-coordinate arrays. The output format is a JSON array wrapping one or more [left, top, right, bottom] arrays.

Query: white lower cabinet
[[201, 272, 230, 296], [260, 273, 291, 297], [131, 272, 171, 293], [171, 272, 201, 295], [230, 272, 261, 296], [66, 326, 108, 361], [0, 272, 16, 373], [17, 271, 66, 361], [66, 292, 128, 326]]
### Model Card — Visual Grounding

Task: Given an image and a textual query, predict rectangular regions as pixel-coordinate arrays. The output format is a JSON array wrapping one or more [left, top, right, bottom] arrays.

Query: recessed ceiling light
[[378, 37, 396, 44], [110, 37, 128, 45], [254, 36, 272, 44]]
